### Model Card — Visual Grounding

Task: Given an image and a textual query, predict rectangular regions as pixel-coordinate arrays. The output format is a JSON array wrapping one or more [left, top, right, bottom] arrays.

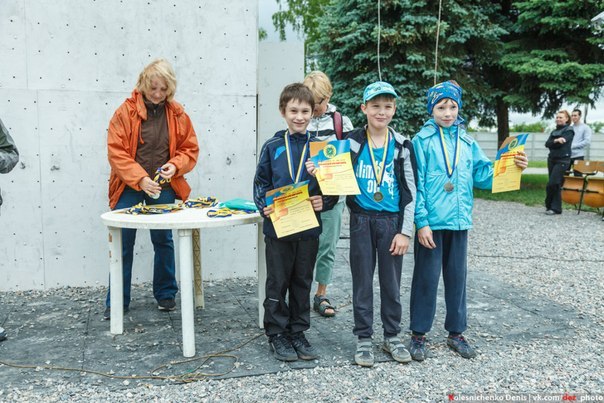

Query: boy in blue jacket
[[409, 81, 528, 360], [253, 83, 337, 362]]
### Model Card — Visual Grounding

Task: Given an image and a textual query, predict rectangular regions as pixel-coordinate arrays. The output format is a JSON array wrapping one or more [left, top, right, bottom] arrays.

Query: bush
[[510, 122, 547, 133], [591, 121, 604, 133]]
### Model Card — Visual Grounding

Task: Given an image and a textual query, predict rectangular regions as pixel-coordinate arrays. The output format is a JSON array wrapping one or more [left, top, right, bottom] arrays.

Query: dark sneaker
[[158, 299, 176, 311], [355, 338, 374, 367], [409, 335, 427, 361], [269, 333, 298, 362], [383, 336, 411, 363], [290, 332, 318, 360], [103, 306, 130, 320], [447, 334, 477, 359], [0, 326, 6, 342]]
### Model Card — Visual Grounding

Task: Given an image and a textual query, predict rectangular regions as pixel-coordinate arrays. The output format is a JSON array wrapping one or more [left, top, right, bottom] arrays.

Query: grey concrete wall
[[471, 131, 604, 161], [0, 1, 258, 290]]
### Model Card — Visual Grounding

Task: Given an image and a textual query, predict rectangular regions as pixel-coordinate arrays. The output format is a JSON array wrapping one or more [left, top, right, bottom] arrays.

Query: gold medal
[[444, 182, 454, 192], [373, 191, 384, 202]]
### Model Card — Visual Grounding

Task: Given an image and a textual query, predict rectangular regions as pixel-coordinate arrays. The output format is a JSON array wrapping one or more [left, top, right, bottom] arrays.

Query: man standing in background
[[570, 109, 592, 175], [0, 117, 19, 342]]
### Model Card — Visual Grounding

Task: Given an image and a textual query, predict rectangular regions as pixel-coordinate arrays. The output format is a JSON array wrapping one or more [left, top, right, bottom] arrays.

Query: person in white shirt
[[570, 109, 592, 176]]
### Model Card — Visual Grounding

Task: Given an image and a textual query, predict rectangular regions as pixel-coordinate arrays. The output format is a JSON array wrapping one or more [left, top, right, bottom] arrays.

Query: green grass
[[474, 174, 600, 213], [528, 161, 547, 168]]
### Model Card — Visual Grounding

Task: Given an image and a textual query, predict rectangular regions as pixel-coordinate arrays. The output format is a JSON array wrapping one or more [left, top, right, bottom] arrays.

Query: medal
[[367, 129, 390, 202], [438, 127, 460, 192], [284, 130, 310, 184], [444, 182, 454, 192]]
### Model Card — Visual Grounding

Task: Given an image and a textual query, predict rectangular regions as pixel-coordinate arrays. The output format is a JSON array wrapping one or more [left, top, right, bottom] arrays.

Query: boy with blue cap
[[409, 81, 528, 360], [307, 81, 417, 366]]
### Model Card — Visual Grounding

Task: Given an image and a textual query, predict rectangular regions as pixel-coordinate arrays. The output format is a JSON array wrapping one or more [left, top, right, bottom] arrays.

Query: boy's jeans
[[349, 212, 403, 339], [105, 186, 178, 308], [410, 229, 468, 334]]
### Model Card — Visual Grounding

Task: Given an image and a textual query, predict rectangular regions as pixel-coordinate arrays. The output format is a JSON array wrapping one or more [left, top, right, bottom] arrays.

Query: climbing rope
[[434, 0, 444, 85]]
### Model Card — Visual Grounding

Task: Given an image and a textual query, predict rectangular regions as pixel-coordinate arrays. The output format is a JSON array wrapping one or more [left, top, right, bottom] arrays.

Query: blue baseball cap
[[363, 81, 398, 103]]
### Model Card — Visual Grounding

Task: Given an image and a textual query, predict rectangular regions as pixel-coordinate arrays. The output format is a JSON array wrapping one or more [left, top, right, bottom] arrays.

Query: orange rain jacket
[[107, 90, 199, 209]]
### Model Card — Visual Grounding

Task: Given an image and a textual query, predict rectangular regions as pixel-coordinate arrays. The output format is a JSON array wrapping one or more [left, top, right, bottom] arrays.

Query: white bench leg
[[178, 229, 195, 357], [108, 227, 123, 334]]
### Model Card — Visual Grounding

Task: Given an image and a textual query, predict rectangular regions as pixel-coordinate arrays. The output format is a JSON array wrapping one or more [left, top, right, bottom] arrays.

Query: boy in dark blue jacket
[[253, 83, 337, 362]]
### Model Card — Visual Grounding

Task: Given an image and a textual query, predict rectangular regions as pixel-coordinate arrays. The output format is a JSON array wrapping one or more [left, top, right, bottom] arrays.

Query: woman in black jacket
[[544, 110, 574, 215]]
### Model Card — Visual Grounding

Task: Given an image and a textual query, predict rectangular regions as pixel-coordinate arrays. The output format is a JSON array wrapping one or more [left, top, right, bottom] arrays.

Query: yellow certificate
[[309, 140, 360, 195], [265, 181, 319, 238], [492, 133, 529, 193]]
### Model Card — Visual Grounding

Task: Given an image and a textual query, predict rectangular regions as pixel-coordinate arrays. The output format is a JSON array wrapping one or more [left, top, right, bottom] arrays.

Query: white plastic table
[[100, 207, 266, 357]]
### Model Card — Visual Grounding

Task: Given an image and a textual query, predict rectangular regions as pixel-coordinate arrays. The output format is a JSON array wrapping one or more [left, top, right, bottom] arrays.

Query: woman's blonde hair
[[557, 109, 571, 124], [303, 71, 333, 103], [136, 59, 177, 102]]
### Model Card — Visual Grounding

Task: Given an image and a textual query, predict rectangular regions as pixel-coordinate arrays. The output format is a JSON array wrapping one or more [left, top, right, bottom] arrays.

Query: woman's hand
[[417, 226, 436, 249], [309, 195, 323, 212], [554, 137, 566, 144], [390, 234, 410, 256], [159, 163, 176, 179], [514, 150, 529, 170], [138, 176, 162, 197], [305, 160, 317, 177]]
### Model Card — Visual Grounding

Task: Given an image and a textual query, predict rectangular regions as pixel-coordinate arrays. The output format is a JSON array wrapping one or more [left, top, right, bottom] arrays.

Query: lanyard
[[438, 127, 460, 178], [366, 129, 390, 188], [284, 130, 310, 184], [153, 167, 171, 185]]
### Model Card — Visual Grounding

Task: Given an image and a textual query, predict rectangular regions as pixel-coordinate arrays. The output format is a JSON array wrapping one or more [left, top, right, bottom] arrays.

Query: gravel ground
[[1, 199, 603, 402]]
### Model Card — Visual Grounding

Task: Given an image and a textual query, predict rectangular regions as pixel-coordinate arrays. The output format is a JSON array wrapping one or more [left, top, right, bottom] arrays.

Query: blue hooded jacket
[[412, 119, 492, 231]]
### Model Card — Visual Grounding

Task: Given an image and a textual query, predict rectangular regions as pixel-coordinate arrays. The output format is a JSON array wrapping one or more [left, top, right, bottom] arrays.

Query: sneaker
[[158, 299, 176, 311], [0, 326, 6, 342], [103, 306, 130, 320], [545, 210, 556, 215], [447, 334, 477, 359], [382, 336, 412, 363], [269, 333, 298, 362], [355, 338, 374, 367], [409, 335, 427, 361], [290, 332, 318, 360]]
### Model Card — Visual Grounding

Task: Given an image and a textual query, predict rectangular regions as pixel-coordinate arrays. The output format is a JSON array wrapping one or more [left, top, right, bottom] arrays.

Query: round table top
[[101, 207, 262, 230]]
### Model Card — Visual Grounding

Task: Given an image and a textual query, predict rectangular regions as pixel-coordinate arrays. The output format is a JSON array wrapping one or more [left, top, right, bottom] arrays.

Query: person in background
[[569, 109, 592, 175], [104, 59, 199, 319], [544, 110, 574, 215], [0, 117, 20, 342], [303, 71, 354, 318]]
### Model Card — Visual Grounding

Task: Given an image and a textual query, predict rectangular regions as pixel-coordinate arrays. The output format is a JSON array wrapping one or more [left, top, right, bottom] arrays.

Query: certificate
[[265, 181, 319, 238], [492, 133, 529, 193], [309, 140, 360, 195]]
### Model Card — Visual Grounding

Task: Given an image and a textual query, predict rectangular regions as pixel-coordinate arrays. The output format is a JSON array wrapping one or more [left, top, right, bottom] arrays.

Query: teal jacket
[[412, 120, 492, 231]]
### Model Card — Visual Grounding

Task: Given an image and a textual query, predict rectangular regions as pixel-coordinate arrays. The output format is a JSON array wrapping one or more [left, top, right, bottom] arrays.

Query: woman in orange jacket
[[104, 59, 199, 320]]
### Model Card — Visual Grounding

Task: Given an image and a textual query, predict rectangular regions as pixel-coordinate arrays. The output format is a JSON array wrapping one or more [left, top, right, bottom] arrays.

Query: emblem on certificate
[[373, 191, 384, 202], [444, 182, 454, 192]]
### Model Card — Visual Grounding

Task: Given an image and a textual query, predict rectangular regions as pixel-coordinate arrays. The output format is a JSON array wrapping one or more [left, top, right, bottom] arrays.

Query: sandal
[[313, 295, 336, 317]]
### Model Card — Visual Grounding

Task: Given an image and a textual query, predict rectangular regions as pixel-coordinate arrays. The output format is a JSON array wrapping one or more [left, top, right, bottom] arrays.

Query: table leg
[[108, 227, 123, 334], [178, 229, 195, 357], [257, 223, 266, 329], [193, 229, 204, 309]]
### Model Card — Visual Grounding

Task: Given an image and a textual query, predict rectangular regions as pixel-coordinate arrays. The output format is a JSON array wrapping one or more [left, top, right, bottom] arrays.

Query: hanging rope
[[377, 0, 382, 81], [433, 0, 444, 85]]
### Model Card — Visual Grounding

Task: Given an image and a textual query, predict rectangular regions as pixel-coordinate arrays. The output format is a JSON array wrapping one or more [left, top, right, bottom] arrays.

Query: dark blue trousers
[[350, 212, 403, 339], [105, 186, 178, 308], [410, 229, 468, 335]]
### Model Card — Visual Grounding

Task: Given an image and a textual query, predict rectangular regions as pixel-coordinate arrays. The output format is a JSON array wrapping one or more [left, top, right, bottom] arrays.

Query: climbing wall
[[0, 1, 258, 290]]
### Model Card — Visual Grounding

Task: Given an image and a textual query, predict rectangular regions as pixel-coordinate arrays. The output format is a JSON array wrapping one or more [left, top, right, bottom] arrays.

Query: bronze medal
[[373, 191, 384, 202], [444, 182, 454, 192]]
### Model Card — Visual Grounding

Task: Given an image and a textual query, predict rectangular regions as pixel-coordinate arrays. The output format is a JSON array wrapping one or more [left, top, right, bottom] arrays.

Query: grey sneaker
[[447, 334, 477, 359], [383, 336, 412, 363], [355, 338, 374, 367], [158, 299, 176, 311], [103, 306, 130, 320], [409, 335, 427, 361], [269, 333, 298, 362], [290, 332, 318, 360], [0, 326, 6, 342]]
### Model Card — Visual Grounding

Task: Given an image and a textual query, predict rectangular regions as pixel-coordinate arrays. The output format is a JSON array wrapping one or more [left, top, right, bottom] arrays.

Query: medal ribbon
[[366, 130, 390, 190], [438, 127, 460, 178], [284, 130, 310, 184]]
